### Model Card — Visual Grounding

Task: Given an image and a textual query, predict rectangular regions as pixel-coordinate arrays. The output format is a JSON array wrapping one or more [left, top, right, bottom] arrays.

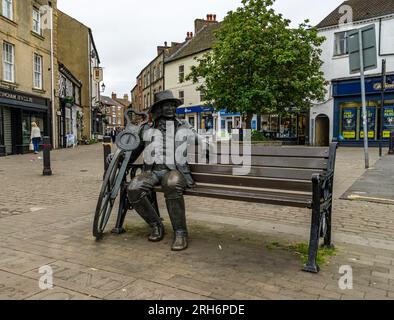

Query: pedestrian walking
[[30, 122, 42, 154]]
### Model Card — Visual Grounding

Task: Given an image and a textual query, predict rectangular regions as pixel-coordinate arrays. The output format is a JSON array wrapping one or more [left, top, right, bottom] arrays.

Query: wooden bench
[[111, 143, 338, 273]]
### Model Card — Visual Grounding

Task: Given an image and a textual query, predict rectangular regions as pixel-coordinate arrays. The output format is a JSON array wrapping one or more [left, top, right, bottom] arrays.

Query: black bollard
[[389, 132, 394, 155], [103, 136, 112, 173], [42, 136, 52, 176]]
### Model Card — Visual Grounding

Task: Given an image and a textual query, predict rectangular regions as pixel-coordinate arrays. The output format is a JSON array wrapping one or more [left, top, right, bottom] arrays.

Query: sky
[[57, 0, 344, 98]]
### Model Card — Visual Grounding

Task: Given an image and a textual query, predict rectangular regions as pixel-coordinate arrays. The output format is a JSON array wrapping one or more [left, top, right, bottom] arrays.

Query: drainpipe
[[88, 34, 92, 140], [49, 5, 56, 148]]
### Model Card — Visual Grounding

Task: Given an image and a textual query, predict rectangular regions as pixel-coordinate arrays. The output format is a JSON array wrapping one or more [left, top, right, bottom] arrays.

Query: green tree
[[187, 0, 326, 128]]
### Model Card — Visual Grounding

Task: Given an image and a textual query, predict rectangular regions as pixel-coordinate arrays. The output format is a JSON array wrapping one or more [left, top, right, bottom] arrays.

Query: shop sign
[[342, 108, 357, 139], [383, 106, 394, 138], [0, 91, 33, 103]]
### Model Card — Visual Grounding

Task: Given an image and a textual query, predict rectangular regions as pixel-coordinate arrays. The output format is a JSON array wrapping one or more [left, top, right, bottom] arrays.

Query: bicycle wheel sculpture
[[93, 108, 148, 240]]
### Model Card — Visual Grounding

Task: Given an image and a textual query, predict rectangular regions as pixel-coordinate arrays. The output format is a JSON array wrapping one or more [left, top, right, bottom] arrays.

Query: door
[[3, 107, 12, 154], [315, 114, 330, 146]]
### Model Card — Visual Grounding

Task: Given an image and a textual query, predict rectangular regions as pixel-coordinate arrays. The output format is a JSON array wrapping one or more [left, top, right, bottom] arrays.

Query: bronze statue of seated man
[[127, 90, 205, 251]]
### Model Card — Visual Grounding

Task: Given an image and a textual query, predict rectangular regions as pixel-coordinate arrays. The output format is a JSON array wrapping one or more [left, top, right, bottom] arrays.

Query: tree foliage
[[187, 0, 327, 119]]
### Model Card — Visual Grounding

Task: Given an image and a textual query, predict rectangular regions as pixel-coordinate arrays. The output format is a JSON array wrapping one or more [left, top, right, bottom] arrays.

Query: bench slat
[[189, 164, 322, 180], [192, 173, 312, 192], [182, 186, 311, 208], [188, 155, 328, 170], [195, 145, 331, 158]]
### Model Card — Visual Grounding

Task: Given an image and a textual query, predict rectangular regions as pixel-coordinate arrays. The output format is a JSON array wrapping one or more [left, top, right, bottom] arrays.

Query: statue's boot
[[133, 196, 164, 242], [166, 198, 188, 251]]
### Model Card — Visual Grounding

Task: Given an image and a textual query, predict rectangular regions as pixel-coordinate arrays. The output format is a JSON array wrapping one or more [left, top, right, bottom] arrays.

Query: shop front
[[0, 88, 51, 156], [333, 75, 394, 146], [176, 105, 215, 133], [261, 112, 308, 145]]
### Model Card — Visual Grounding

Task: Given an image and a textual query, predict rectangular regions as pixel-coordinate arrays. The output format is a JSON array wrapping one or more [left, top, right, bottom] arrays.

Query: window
[[152, 66, 156, 82], [32, 8, 41, 34], [200, 90, 205, 102], [179, 65, 185, 83], [2, 0, 13, 20], [179, 91, 184, 105], [3, 42, 14, 83], [33, 54, 43, 89], [157, 62, 162, 79], [118, 118, 121, 125], [334, 31, 349, 56]]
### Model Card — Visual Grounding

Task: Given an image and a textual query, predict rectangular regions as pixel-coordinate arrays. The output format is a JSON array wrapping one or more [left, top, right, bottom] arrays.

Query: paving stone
[[26, 287, 99, 300], [104, 279, 212, 300], [0, 271, 41, 300]]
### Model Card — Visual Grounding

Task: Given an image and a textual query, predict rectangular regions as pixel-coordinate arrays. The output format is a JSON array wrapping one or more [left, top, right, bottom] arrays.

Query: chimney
[[111, 92, 117, 100], [123, 94, 129, 101], [185, 31, 193, 41], [195, 14, 219, 34]]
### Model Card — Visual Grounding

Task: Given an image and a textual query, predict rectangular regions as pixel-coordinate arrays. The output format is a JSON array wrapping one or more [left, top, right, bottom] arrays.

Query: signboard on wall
[[383, 106, 394, 138], [360, 107, 376, 139], [93, 67, 103, 82], [342, 108, 357, 139]]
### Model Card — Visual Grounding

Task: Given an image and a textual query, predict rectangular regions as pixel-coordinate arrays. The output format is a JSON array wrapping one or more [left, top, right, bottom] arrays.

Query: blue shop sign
[[333, 75, 394, 97], [176, 105, 214, 115], [219, 109, 241, 117]]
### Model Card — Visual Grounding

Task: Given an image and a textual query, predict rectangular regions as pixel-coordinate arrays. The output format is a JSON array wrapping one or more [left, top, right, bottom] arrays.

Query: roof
[[100, 95, 123, 107], [165, 22, 221, 63], [113, 97, 130, 107], [317, 0, 394, 29]]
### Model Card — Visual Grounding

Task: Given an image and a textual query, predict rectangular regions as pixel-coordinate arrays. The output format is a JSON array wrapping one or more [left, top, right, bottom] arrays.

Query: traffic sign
[[348, 24, 377, 74]]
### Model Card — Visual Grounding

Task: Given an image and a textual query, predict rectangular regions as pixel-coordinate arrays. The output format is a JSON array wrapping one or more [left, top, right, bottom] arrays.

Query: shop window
[[187, 116, 195, 128], [339, 102, 360, 140], [279, 114, 297, 138], [334, 31, 349, 56], [270, 115, 279, 132]]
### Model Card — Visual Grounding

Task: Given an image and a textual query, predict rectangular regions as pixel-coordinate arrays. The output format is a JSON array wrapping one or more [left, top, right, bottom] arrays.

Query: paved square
[[0, 145, 393, 300]]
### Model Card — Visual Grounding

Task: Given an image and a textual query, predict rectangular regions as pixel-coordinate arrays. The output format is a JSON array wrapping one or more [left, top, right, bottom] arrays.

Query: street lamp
[[101, 82, 106, 93]]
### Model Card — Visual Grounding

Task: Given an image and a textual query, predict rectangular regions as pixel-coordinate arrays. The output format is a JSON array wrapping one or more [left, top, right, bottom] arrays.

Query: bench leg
[[323, 204, 334, 249], [303, 174, 321, 273], [303, 205, 321, 273]]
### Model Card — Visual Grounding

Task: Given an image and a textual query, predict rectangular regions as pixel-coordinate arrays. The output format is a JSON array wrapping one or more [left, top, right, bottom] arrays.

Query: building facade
[[311, 0, 394, 146], [100, 95, 125, 130], [165, 15, 219, 135], [57, 10, 102, 143], [0, 0, 57, 155], [58, 63, 82, 148]]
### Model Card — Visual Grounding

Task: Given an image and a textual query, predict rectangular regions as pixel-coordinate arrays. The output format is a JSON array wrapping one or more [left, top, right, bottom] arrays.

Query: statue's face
[[158, 102, 177, 119]]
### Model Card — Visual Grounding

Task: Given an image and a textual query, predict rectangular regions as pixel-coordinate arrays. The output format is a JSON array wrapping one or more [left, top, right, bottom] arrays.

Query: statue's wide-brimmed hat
[[149, 90, 182, 113]]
